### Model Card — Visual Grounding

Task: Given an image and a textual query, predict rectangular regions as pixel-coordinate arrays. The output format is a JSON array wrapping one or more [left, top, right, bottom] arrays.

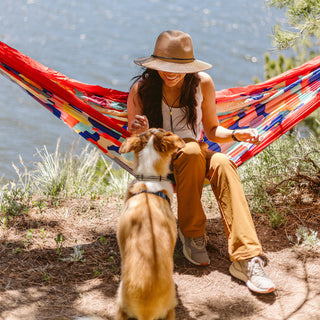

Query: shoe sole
[[229, 263, 275, 294], [178, 229, 210, 266]]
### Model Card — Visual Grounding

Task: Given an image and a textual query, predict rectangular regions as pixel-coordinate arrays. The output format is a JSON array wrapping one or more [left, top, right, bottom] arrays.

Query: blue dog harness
[[130, 190, 171, 205]]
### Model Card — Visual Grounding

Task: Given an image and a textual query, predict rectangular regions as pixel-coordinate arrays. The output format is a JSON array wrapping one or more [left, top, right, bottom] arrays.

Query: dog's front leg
[[164, 308, 175, 320], [116, 307, 129, 320]]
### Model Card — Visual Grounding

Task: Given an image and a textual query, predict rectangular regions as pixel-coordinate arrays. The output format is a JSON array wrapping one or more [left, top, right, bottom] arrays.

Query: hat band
[[151, 54, 195, 63]]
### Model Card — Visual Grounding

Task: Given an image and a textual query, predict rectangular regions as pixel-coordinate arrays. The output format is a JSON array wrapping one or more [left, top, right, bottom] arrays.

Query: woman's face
[[157, 71, 186, 88]]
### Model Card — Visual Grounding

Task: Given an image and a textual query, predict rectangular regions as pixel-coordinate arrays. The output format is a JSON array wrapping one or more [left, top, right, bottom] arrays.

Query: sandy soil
[[0, 190, 319, 320]]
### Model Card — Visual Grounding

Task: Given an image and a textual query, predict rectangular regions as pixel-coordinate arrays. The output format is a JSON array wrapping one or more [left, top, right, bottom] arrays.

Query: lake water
[[0, 0, 284, 180]]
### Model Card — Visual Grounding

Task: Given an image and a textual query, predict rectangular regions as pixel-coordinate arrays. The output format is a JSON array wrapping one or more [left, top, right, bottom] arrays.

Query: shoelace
[[192, 235, 208, 249], [247, 257, 266, 277]]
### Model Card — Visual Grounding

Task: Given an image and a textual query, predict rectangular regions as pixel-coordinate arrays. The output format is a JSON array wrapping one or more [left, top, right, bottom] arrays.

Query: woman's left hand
[[129, 114, 149, 134], [233, 128, 261, 145]]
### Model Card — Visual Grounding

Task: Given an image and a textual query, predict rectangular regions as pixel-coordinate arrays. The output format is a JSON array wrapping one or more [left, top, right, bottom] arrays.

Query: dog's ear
[[119, 136, 141, 153], [161, 133, 185, 153]]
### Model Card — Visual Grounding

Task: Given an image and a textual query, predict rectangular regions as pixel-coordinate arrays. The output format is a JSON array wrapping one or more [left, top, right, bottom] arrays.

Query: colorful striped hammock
[[0, 41, 320, 176]]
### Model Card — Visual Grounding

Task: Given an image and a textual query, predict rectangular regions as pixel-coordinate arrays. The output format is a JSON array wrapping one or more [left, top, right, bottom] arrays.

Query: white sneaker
[[229, 256, 275, 294]]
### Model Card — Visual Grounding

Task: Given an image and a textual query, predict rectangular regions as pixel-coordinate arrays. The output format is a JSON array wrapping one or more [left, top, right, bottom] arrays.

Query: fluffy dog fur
[[116, 128, 185, 320]]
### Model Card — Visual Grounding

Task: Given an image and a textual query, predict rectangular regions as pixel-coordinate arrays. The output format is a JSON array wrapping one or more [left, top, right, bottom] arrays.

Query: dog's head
[[120, 128, 185, 155], [119, 128, 185, 176]]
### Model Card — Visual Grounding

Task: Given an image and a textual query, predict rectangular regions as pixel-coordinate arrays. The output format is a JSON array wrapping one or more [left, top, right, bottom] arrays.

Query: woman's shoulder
[[198, 72, 215, 93], [198, 71, 213, 83], [129, 78, 142, 93]]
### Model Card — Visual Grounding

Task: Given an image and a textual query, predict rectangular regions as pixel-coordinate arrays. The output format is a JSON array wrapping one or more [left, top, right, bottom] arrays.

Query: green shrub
[[240, 133, 320, 223], [295, 226, 320, 247], [0, 182, 31, 216]]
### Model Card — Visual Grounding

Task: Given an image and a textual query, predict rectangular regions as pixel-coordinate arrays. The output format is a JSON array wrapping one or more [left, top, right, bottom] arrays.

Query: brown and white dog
[[116, 128, 185, 320]]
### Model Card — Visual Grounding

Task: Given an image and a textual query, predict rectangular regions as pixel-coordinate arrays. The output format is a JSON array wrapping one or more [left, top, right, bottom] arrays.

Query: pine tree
[[267, 0, 320, 50]]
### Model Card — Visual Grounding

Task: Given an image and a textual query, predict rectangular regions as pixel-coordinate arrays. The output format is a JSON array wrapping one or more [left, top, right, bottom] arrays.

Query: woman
[[127, 30, 275, 294]]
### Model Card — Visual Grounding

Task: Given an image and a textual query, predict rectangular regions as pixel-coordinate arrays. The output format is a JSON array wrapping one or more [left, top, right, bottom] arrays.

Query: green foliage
[[23, 229, 34, 247], [11, 247, 22, 255], [0, 182, 31, 216], [54, 233, 64, 257], [0, 139, 131, 237], [106, 168, 131, 196], [61, 245, 86, 263], [240, 133, 320, 224], [299, 109, 320, 137], [32, 198, 47, 213], [93, 268, 101, 277], [43, 272, 51, 282], [107, 250, 118, 273], [294, 225, 320, 247], [99, 236, 107, 245], [1, 216, 10, 230], [287, 225, 320, 247], [268, 208, 286, 228], [39, 228, 48, 248], [267, 0, 320, 50], [261, 50, 317, 81], [31, 141, 67, 198], [4, 139, 129, 201]]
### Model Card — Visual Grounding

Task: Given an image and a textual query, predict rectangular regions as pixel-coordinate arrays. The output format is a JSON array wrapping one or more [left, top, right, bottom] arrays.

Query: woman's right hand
[[129, 115, 149, 134]]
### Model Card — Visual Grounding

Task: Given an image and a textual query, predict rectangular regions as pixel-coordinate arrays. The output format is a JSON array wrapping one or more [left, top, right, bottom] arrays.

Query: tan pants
[[173, 140, 262, 261]]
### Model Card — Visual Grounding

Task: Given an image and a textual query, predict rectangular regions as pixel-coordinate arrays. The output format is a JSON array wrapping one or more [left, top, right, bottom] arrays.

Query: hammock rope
[[1, 40, 319, 173]]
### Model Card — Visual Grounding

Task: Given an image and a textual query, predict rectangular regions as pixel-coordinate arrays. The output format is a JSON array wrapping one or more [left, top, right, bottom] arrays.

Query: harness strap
[[135, 174, 169, 182], [130, 190, 171, 205]]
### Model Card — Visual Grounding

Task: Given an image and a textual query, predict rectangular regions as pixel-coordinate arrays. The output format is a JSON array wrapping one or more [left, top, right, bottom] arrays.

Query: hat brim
[[134, 56, 212, 73]]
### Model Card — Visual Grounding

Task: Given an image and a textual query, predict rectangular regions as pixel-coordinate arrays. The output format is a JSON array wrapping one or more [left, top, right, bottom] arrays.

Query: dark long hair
[[132, 68, 201, 134]]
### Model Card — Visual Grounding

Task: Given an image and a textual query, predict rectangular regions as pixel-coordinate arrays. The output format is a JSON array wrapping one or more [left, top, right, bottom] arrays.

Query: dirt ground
[[0, 189, 319, 320]]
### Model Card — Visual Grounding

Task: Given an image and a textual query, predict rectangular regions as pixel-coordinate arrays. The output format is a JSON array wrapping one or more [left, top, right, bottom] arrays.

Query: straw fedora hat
[[134, 30, 212, 73]]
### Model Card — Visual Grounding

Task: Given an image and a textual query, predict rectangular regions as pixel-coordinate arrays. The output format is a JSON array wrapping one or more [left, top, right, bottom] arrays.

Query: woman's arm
[[127, 81, 149, 134], [200, 72, 260, 145]]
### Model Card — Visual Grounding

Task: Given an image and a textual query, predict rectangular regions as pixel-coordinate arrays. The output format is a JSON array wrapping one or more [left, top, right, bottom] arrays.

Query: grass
[[31, 138, 124, 198], [1, 139, 130, 203]]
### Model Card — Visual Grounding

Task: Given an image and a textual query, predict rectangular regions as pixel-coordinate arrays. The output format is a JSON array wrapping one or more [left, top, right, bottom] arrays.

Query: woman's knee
[[210, 153, 236, 170], [174, 141, 206, 170], [177, 142, 204, 161], [182, 141, 202, 156]]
